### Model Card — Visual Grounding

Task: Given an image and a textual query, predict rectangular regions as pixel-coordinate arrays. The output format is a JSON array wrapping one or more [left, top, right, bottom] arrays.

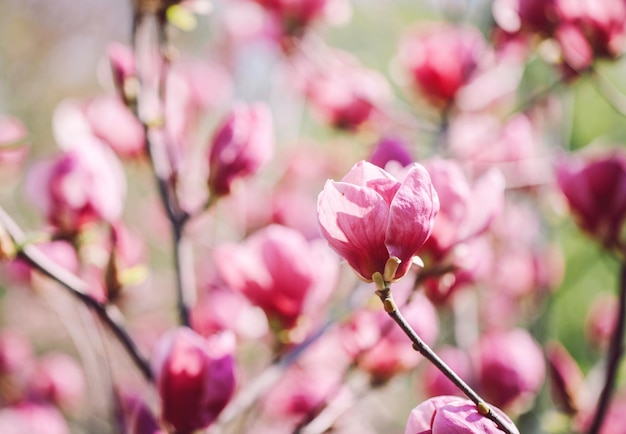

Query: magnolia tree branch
[[0, 206, 153, 382], [373, 275, 516, 434], [586, 262, 626, 434], [132, 8, 194, 327]]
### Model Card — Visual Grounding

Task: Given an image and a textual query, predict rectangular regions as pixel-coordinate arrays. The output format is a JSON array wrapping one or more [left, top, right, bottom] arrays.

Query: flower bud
[[152, 328, 236, 433], [207, 103, 274, 198]]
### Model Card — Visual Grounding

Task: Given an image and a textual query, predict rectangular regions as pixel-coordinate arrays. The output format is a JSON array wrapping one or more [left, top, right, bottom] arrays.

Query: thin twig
[[375, 285, 517, 434], [586, 262, 626, 434], [0, 206, 153, 382]]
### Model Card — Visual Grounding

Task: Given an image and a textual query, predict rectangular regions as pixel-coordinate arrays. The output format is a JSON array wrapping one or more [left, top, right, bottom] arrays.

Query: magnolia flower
[[152, 328, 236, 433], [317, 160, 439, 283], [207, 103, 274, 197], [405, 395, 519, 434]]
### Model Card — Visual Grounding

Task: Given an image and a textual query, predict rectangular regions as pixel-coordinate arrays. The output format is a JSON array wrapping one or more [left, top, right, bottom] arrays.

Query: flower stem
[[586, 261, 626, 434], [375, 285, 516, 434], [0, 206, 153, 382]]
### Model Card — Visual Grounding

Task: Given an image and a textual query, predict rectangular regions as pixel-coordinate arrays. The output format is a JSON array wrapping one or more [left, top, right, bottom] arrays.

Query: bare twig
[[0, 206, 153, 382]]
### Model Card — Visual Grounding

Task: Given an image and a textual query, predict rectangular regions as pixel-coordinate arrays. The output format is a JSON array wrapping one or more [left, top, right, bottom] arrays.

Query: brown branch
[[0, 206, 153, 382]]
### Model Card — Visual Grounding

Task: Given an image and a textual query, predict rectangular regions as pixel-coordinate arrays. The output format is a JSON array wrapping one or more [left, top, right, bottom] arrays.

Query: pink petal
[[318, 180, 390, 281], [386, 163, 439, 278], [342, 160, 400, 205]]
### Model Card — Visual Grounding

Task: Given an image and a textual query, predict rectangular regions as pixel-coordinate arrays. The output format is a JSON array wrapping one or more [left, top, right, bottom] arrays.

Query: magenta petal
[[341, 160, 400, 205], [318, 180, 390, 280], [386, 163, 439, 278]]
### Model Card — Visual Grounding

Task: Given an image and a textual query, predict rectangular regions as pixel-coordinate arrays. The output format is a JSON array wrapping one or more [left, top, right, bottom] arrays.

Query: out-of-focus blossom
[[492, 0, 556, 36], [207, 103, 274, 198], [191, 283, 269, 340], [554, 0, 626, 71], [53, 97, 145, 159], [341, 292, 438, 383], [449, 113, 550, 189], [545, 341, 584, 414], [152, 328, 236, 434], [423, 159, 505, 259], [574, 389, 626, 434], [399, 23, 489, 107], [25, 140, 126, 233], [117, 392, 165, 434], [0, 329, 32, 376], [0, 404, 70, 434], [28, 352, 85, 412], [84, 95, 146, 157], [420, 345, 474, 398], [404, 395, 519, 434], [3, 240, 79, 287], [369, 136, 413, 170], [214, 224, 338, 332], [107, 42, 137, 103], [556, 151, 626, 249], [317, 160, 439, 283], [0, 116, 29, 169], [292, 51, 391, 130], [475, 328, 545, 412], [585, 293, 618, 349]]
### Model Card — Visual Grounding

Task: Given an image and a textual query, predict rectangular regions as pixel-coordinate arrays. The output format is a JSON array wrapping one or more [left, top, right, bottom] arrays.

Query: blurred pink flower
[[152, 328, 236, 434], [423, 159, 505, 259], [341, 292, 438, 383], [0, 404, 70, 434], [317, 160, 439, 283], [0, 115, 29, 167], [26, 140, 126, 233], [420, 346, 474, 398], [404, 395, 519, 434], [117, 392, 164, 434], [554, 0, 626, 71], [214, 224, 338, 331], [557, 151, 626, 249], [106, 42, 136, 102], [399, 23, 488, 107], [28, 352, 85, 412], [3, 240, 79, 287], [475, 328, 545, 412], [207, 103, 274, 197], [545, 341, 584, 414], [585, 293, 618, 349], [293, 50, 391, 130], [369, 136, 413, 170], [0, 329, 32, 377]]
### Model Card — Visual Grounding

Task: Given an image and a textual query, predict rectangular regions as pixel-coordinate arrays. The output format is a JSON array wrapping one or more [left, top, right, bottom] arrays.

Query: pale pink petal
[[341, 160, 400, 205], [318, 180, 390, 280]]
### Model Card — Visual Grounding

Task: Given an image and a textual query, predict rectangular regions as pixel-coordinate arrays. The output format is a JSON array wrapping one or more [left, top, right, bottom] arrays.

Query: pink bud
[[475, 329, 545, 412], [369, 136, 413, 170], [106, 42, 136, 102], [207, 103, 274, 197], [214, 224, 338, 331], [85, 95, 145, 158], [545, 341, 584, 414], [26, 141, 126, 233], [585, 293, 618, 349], [152, 328, 236, 433], [404, 395, 519, 434], [399, 23, 488, 107], [317, 160, 439, 282], [556, 151, 626, 248]]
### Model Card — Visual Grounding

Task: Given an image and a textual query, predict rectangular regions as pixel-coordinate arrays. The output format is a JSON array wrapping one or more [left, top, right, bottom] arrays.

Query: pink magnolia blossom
[[399, 23, 489, 107], [207, 103, 274, 197], [0, 115, 29, 167], [585, 293, 618, 349], [317, 160, 439, 283], [293, 50, 392, 130], [554, 0, 626, 71], [214, 224, 338, 331], [475, 328, 545, 412], [556, 151, 626, 248], [26, 140, 126, 233], [152, 328, 236, 434], [404, 395, 519, 434]]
